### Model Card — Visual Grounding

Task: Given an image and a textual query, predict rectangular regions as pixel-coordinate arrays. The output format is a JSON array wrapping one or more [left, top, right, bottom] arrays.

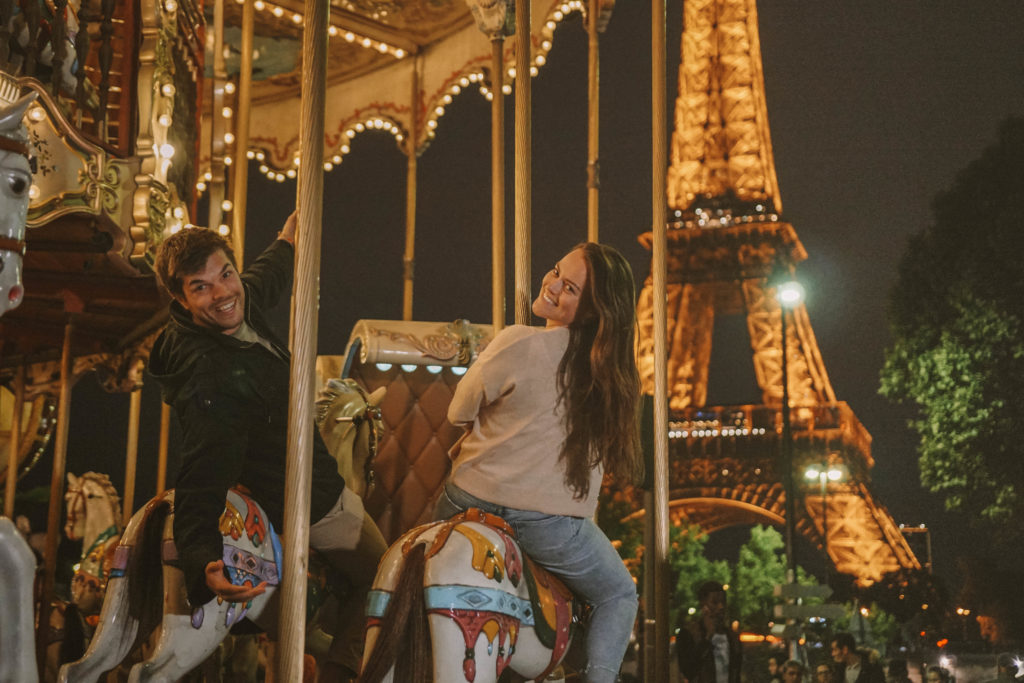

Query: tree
[[881, 116, 1024, 532]]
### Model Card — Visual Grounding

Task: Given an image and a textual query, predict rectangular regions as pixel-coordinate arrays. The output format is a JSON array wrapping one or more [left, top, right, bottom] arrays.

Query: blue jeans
[[435, 482, 637, 683]]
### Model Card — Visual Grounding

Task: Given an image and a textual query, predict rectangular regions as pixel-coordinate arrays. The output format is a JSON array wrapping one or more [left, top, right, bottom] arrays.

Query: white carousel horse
[[0, 515, 39, 683], [359, 508, 578, 683], [58, 378, 385, 683], [0, 93, 36, 318], [6, 0, 83, 95]]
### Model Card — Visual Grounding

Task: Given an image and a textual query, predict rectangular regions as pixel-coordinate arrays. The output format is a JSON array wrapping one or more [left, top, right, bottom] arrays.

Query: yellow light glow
[[218, 224, 230, 236], [159, 143, 175, 158], [224, 132, 235, 144], [221, 200, 233, 212]]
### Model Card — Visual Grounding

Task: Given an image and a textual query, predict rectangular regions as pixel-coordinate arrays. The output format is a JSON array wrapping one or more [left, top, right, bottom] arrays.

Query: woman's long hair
[[557, 242, 643, 498]]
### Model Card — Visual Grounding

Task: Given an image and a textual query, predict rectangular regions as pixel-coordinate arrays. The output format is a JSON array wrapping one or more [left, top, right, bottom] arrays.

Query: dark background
[[21, 0, 1024, 594]]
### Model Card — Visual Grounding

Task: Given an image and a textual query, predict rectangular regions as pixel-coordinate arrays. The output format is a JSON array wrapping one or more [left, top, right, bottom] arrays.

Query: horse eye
[[8, 174, 27, 196]]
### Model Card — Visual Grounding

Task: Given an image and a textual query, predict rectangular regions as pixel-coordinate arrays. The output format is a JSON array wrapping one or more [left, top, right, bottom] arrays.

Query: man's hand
[[277, 210, 297, 245], [204, 559, 267, 602]]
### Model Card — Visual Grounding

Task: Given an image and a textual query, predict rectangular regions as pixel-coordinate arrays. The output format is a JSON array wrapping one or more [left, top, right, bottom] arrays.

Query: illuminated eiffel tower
[[635, 0, 918, 585]]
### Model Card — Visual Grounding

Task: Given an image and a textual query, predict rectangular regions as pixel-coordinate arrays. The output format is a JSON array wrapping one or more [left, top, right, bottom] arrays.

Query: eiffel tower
[[635, 0, 919, 585]]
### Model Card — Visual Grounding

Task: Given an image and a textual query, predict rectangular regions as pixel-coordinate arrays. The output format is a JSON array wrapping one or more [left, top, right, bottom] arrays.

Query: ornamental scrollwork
[[80, 158, 122, 215]]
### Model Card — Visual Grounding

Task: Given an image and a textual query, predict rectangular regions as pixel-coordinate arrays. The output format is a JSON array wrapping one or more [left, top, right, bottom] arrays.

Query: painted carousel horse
[[0, 515, 39, 683], [0, 93, 36, 318], [59, 378, 385, 683], [359, 508, 577, 683], [38, 472, 125, 681], [6, 0, 83, 95], [64, 472, 124, 630]]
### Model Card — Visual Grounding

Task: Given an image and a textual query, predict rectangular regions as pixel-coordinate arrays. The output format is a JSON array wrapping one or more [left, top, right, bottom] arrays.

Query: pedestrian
[[783, 660, 808, 683], [150, 215, 387, 681], [676, 581, 742, 683], [831, 632, 885, 683]]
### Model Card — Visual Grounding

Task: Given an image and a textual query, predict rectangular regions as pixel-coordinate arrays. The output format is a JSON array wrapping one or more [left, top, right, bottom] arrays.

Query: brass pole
[[402, 60, 419, 321], [3, 366, 24, 519], [122, 388, 141, 526], [39, 319, 74, 671], [231, 0, 255, 267], [156, 402, 170, 495], [207, 0, 227, 231], [491, 37, 505, 330], [278, 0, 326, 672], [586, 0, 600, 242], [513, 0, 531, 325], [650, 0, 670, 678]]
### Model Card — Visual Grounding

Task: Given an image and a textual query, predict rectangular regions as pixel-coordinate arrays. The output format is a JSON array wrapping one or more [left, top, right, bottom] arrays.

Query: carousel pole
[[490, 35, 505, 330], [402, 60, 419, 321], [231, 0, 255, 266], [207, 0, 226, 232], [3, 365, 24, 519], [277, 0, 326, 673], [512, 0, 531, 325], [122, 388, 141, 525], [647, 0, 670, 679], [156, 402, 170, 495], [38, 317, 75, 672], [586, 0, 600, 242]]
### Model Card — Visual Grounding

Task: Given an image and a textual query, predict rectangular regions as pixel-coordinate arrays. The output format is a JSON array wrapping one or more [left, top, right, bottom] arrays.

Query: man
[[817, 663, 837, 683], [985, 653, 1019, 683], [831, 632, 884, 683], [783, 660, 807, 683], [676, 581, 742, 683], [150, 215, 386, 680]]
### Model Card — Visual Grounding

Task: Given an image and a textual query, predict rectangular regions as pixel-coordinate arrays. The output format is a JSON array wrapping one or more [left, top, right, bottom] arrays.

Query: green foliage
[[881, 116, 1024, 531], [834, 602, 900, 652], [667, 523, 731, 629]]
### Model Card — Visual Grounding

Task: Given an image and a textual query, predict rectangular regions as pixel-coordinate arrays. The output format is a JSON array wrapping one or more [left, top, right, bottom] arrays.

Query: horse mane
[[357, 543, 432, 683], [126, 498, 170, 651], [79, 472, 124, 532]]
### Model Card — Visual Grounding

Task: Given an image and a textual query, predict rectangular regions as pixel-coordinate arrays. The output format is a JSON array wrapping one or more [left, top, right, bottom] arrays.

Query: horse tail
[[126, 498, 170, 650], [358, 543, 432, 683]]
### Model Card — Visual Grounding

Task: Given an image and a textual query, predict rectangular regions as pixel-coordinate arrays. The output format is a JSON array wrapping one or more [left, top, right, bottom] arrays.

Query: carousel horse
[[0, 93, 36, 318], [58, 378, 385, 683], [0, 515, 39, 683], [6, 0, 83, 95], [359, 508, 578, 683], [38, 472, 124, 681], [64, 471, 124, 629]]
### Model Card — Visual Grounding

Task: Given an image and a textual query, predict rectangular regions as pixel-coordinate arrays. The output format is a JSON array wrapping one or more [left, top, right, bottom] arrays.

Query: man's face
[[701, 591, 727, 626], [817, 665, 833, 683], [831, 642, 847, 664], [176, 249, 245, 335], [783, 665, 803, 683]]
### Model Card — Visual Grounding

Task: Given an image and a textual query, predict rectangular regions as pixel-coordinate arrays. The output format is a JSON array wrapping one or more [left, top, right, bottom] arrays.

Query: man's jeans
[[435, 482, 637, 683]]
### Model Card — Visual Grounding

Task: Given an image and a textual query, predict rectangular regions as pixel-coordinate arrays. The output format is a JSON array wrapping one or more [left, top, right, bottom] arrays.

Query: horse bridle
[[333, 383, 383, 487]]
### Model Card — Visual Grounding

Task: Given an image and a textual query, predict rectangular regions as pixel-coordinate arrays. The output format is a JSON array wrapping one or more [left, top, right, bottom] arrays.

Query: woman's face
[[533, 248, 588, 328]]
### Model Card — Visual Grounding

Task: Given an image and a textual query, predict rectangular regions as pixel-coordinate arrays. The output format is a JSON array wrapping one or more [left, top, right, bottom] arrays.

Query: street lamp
[[804, 463, 846, 585], [773, 270, 804, 585]]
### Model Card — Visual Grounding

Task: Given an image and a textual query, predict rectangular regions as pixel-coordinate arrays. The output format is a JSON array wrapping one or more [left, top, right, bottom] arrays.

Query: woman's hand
[[277, 211, 297, 245]]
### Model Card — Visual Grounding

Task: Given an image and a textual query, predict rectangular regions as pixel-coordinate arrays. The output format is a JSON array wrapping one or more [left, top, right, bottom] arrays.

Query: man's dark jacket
[[149, 239, 344, 605], [676, 617, 742, 683], [833, 651, 885, 683]]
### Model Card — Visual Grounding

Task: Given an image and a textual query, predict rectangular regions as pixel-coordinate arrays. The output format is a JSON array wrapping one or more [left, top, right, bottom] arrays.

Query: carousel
[[0, 0, 677, 678]]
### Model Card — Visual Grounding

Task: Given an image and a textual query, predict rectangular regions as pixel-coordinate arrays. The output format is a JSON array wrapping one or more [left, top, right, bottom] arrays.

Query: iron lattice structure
[[635, 0, 918, 585]]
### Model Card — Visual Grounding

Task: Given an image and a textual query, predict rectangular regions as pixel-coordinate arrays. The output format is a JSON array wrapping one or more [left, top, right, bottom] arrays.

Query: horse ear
[[367, 386, 386, 408], [67, 472, 79, 487]]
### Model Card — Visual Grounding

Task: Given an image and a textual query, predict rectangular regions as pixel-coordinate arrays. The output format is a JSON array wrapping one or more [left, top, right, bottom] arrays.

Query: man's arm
[[241, 212, 297, 311]]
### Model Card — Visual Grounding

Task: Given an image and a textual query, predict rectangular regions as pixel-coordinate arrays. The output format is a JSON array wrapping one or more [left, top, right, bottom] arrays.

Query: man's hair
[[833, 632, 857, 652], [154, 227, 237, 299], [785, 660, 807, 676], [697, 580, 725, 604]]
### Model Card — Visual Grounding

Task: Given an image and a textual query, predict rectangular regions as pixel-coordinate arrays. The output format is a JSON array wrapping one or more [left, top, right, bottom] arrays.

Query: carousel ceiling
[[198, 0, 609, 179]]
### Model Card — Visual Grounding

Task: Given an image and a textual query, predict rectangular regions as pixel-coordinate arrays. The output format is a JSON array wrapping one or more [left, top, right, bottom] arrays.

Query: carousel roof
[[199, 0, 610, 180]]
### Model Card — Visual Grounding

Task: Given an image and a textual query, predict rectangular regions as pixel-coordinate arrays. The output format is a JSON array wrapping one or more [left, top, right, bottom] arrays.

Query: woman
[[434, 242, 643, 683]]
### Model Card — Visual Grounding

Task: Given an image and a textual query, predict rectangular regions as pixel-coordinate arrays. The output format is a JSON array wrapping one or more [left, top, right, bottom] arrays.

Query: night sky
[[24, 0, 1024, 592]]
